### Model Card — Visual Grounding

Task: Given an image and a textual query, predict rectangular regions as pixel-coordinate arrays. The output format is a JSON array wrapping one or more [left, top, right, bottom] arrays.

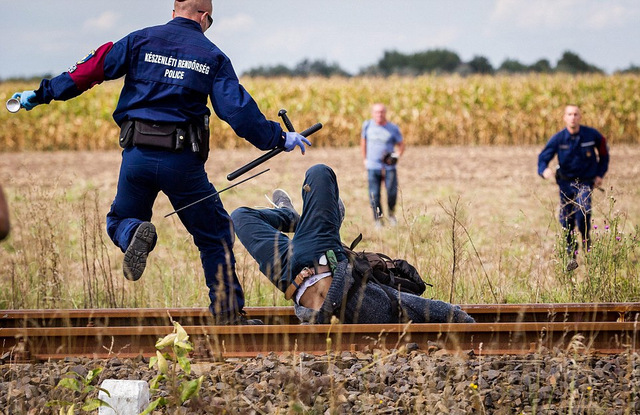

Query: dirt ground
[[1, 145, 637, 230], [1, 145, 638, 306]]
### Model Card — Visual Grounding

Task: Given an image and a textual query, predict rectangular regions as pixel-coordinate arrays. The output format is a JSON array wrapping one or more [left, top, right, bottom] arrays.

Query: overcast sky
[[1, 0, 639, 80]]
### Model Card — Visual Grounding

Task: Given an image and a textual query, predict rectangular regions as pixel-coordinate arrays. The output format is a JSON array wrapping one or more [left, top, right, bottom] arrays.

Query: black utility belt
[[555, 169, 592, 184], [119, 120, 210, 160]]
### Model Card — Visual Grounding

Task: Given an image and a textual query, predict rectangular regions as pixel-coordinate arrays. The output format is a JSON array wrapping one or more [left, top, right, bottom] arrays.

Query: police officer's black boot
[[123, 222, 156, 281], [236, 311, 263, 325], [214, 311, 264, 326], [566, 258, 579, 272]]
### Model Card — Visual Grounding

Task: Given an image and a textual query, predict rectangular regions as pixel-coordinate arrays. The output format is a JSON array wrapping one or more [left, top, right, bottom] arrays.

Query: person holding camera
[[360, 103, 405, 227]]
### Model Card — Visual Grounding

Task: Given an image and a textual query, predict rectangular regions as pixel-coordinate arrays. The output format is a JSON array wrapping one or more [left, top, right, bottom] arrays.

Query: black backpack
[[342, 234, 432, 322]]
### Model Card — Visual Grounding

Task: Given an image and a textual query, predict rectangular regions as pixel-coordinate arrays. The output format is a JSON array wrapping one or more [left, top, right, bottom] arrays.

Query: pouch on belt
[[132, 121, 179, 150]]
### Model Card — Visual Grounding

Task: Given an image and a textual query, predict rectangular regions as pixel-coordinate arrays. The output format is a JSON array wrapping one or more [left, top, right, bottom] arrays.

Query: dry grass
[[1, 144, 639, 310]]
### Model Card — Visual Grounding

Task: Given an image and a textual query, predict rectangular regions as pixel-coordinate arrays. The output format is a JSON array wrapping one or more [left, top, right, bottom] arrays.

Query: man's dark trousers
[[367, 168, 398, 220], [231, 164, 347, 292]]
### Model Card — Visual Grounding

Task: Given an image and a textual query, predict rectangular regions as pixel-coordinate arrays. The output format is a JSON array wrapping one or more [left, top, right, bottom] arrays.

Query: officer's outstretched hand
[[594, 176, 603, 188], [12, 91, 39, 111], [284, 132, 311, 154]]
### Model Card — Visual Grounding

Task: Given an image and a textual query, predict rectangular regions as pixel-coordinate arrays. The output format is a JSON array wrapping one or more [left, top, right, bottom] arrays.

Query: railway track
[[1, 303, 638, 362]]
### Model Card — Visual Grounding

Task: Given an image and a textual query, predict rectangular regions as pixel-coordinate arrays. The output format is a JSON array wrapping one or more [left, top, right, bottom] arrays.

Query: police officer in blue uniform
[[11, 0, 311, 325], [538, 105, 609, 271]]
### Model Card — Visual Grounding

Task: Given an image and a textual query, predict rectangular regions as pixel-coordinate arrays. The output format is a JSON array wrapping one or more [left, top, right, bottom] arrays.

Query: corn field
[[1, 74, 638, 151]]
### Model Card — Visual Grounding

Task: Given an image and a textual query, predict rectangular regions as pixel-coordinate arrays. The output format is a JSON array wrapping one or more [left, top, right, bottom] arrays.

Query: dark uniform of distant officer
[[10, 0, 310, 325], [538, 105, 609, 271]]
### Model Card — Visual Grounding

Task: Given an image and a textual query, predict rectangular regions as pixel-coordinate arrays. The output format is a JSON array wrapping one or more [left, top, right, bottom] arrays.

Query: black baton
[[278, 108, 296, 132], [226, 122, 322, 181]]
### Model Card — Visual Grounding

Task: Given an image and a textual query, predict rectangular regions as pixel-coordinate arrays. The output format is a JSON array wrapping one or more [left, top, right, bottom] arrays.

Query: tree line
[[243, 49, 640, 77], [3, 49, 637, 83]]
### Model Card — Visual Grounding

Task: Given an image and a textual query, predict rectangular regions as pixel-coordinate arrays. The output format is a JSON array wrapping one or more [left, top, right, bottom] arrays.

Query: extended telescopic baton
[[164, 168, 270, 218], [226, 109, 322, 181], [6, 98, 22, 113]]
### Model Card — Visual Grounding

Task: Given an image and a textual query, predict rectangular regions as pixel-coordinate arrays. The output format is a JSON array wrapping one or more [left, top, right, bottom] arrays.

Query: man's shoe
[[214, 311, 264, 326], [123, 222, 156, 281], [266, 189, 300, 231], [566, 259, 579, 272], [388, 215, 397, 227], [271, 189, 296, 212], [271, 189, 300, 219]]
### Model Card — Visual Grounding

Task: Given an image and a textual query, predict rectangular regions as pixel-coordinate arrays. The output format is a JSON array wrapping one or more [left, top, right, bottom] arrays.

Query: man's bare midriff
[[299, 277, 333, 310]]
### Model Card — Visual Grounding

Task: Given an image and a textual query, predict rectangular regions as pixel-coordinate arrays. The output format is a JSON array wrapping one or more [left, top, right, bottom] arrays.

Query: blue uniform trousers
[[106, 146, 243, 316], [367, 168, 398, 220], [558, 179, 593, 256], [231, 164, 347, 292]]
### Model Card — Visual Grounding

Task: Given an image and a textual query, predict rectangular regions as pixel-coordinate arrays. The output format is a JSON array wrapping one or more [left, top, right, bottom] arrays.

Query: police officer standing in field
[[10, 0, 310, 325], [361, 103, 405, 227], [538, 105, 609, 271]]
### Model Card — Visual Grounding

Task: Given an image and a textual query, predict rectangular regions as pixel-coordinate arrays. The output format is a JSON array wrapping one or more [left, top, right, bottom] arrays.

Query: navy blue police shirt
[[537, 126, 609, 181], [34, 17, 284, 151]]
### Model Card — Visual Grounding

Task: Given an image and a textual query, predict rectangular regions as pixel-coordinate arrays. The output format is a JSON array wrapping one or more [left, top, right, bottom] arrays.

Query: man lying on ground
[[231, 164, 474, 324]]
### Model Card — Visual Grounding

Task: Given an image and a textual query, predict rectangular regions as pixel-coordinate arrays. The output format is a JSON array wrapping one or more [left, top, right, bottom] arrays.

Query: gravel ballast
[[2, 346, 639, 414]]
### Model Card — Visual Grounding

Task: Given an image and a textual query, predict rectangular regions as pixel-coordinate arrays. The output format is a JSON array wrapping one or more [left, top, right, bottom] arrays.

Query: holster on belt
[[188, 120, 210, 162], [555, 167, 568, 183], [194, 115, 211, 161], [555, 168, 587, 184], [119, 120, 135, 148], [285, 264, 331, 300]]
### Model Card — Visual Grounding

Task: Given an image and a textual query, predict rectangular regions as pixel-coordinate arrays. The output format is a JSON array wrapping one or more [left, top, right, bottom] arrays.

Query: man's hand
[[594, 176, 603, 188], [542, 167, 554, 180], [284, 132, 311, 154], [11, 91, 39, 111]]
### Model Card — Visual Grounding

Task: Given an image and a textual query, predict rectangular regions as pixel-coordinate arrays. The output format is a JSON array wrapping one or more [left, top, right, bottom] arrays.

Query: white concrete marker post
[[98, 379, 150, 415]]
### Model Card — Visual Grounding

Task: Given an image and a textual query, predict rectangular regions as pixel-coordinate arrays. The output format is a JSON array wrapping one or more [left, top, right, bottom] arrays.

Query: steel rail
[[1, 303, 638, 362], [1, 302, 638, 327]]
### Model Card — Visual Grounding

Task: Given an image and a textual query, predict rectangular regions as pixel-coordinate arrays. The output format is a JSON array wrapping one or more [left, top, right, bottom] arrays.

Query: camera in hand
[[383, 152, 399, 165]]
